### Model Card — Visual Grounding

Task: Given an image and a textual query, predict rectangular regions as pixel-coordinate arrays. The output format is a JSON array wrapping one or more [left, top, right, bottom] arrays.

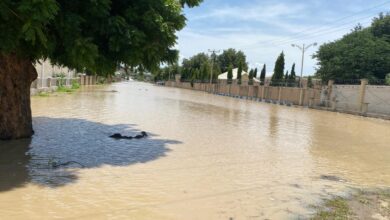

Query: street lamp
[[291, 42, 317, 87]]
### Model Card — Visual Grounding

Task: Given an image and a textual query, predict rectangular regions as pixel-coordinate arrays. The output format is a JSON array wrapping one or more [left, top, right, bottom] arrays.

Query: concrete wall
[[164, 80, 390, 118], [165, 81, 321, 107], [33, 59, 78, 88], [331, 85, 360, 112], [364, 86, 390, 115], [324, 80, 390, 117], [31, 59, 109, 95]]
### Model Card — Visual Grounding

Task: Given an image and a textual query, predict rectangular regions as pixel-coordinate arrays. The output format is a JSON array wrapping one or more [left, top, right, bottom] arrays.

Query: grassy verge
[[57, 80, 80, 93], [37, 92, 50, 97], [35, 81, 80, 97], [311, 189, 390, 220]]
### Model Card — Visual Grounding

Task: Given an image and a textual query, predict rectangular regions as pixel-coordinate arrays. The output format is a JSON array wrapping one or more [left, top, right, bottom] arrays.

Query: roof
[[218, 68, 260, 82], [218, 68, 248, 80]]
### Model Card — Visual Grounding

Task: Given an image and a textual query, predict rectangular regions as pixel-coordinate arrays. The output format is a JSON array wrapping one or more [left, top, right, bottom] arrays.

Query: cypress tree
[[237, 62, 243, 84], [249, 69, 254, 85], [271, 52, 285, 86], [227, 64, 233, 84], [254, 68, 258, 78], [290, 63, 296, 86], [260, 64, 266, 85], [285, 71, 289, 86]]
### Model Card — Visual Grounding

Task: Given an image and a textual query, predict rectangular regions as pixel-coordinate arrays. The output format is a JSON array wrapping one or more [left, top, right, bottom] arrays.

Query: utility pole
[[208, 49, 220, 85], [291, 43, 317, 87]]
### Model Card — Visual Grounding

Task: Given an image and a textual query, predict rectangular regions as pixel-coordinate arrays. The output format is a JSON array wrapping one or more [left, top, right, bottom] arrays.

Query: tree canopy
[[290, 63, 296, 81], [314, 13, 390, 82], [178, 48, 248, 81], [271, 52, 285, 85], [0, 0, 203, 74], [260, 64, 266, 85], [253, 68, 258, 78], [227, 64, 233, 83], [181, 53, 210, 80], [237, 62, 242, 84], [217, 48, 248, 73]]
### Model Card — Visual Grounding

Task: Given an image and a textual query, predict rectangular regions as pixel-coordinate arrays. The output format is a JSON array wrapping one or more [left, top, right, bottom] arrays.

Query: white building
[[218, 68, 260, 85]]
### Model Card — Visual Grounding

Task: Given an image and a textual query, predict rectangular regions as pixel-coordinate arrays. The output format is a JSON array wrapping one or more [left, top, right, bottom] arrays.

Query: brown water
[[0, 82, 389, 219]]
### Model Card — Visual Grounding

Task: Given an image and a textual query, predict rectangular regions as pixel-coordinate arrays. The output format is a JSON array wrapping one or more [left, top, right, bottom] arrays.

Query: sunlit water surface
[[0, 82, 389, 219]]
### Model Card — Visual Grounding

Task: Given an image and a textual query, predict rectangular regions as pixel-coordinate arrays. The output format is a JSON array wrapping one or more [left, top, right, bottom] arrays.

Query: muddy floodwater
[[1, 82, 389, 219]]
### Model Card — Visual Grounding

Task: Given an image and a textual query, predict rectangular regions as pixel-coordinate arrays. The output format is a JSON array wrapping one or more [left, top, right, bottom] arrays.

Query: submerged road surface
[[0, 82, 389, 219]]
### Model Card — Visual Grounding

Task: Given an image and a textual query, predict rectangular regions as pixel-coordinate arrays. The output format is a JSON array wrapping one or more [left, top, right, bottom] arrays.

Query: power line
[[262, 0, 390, 45], [270, 15, 375, 46], [239, 16, 372, 49], [276, 20, 372, 46], [237, 1, 390, 50]]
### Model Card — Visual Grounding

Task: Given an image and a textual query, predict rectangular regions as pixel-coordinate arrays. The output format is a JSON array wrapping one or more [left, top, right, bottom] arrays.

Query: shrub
[[54, 73, 67, 88], [71, 79, 80, 89]]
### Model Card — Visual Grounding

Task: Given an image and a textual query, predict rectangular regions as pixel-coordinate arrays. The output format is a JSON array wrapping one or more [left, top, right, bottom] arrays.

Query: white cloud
[[190, 2, 309, 33]]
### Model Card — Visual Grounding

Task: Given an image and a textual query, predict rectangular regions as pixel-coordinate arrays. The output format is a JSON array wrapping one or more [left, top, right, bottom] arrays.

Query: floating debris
[[109, 131, 148, 140], [320, 175, 345, 182]]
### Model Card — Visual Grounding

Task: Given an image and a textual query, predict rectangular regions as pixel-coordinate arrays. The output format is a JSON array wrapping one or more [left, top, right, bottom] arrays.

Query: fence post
[[298, 89, 303, 106], [327, 80, 334, 107], [278, 87, 282, 103], [261, 86, 266, 100], [47, 78, 52, 88], [359, 79, 368, 114]]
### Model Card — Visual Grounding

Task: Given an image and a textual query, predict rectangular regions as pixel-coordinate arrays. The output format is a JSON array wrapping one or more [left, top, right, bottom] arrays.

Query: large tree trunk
[[0, 53, 37, 140]]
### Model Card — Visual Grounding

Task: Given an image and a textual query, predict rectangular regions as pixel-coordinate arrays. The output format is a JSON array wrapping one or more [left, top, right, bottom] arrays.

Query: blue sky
[[177, 0, 390, 75]]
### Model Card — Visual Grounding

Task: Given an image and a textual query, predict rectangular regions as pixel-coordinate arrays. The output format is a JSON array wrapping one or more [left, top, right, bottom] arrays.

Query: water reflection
[[0, 117, 180, 190], [269, 108, 279, 138]]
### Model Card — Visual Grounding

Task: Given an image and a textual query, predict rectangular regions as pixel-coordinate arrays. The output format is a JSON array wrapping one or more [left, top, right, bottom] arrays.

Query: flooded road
[[1, 82, 389, 219]]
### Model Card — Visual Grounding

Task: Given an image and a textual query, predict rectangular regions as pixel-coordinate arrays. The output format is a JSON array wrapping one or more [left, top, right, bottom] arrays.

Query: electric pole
[[208, 49, 220, 85], [291, 43, 317, 87]]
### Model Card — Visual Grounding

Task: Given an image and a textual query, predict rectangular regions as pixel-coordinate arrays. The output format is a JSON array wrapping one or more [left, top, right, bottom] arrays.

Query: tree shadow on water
[[0, 117, 181, 192]]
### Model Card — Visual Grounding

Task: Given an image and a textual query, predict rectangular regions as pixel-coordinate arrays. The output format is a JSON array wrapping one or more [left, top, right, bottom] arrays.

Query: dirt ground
[[311, 189, 390, 220]]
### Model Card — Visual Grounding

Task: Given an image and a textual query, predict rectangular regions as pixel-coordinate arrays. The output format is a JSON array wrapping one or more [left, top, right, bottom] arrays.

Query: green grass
[[57, 86, 75, 93], [37, 92, 50, 97], [71, 82, 80, 89], [56, 86, 74, 93], [57, 81, 80, 93], [311, 197, 351, 220]]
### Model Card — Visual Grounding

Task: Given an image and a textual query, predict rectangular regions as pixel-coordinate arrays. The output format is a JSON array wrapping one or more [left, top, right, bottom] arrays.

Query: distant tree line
[[153, 48, 300, 86], [153, 48, 249, 82]]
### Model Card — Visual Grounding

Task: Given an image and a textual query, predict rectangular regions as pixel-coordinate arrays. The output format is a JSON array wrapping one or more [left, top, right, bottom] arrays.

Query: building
[[218, 68, 260, 85]]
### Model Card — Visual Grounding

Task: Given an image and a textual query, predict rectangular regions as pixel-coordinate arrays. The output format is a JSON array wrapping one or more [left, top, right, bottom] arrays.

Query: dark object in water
[[110, 131, 148, 140], [52, 161, 85, 168], [134, 131, 148, 139], [320, 175, 344, 182]]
